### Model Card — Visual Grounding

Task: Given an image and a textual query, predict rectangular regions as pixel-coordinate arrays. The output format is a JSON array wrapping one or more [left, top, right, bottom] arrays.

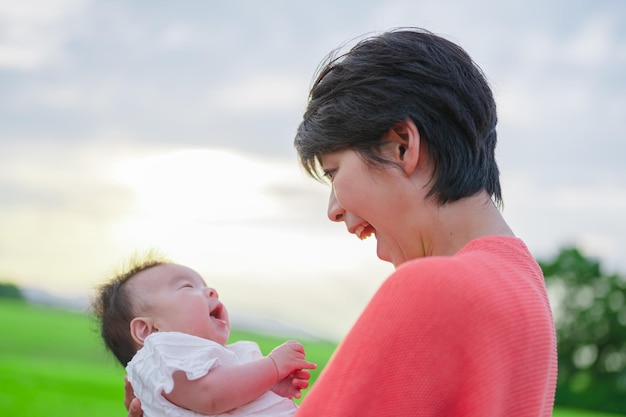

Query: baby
[[92, 254, 316, 417]]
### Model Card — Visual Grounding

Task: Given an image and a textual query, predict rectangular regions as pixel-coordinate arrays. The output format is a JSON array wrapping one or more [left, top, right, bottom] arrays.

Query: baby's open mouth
[[210, 304, 224, 321]]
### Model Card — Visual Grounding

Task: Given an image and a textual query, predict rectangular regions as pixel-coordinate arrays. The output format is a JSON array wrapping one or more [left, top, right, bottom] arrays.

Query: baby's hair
[[93, 248, 171, 366]]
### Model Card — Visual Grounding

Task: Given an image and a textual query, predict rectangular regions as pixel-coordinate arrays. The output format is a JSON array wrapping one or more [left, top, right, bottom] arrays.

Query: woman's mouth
[[354, 224, 374, 240]]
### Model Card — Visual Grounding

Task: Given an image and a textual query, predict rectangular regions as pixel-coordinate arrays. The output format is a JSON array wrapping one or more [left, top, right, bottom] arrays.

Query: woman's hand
[[125, 377, 143, 417]]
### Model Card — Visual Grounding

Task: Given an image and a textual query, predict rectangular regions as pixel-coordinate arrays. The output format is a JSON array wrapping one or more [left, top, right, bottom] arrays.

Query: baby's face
[[133, 264, 230, 345]]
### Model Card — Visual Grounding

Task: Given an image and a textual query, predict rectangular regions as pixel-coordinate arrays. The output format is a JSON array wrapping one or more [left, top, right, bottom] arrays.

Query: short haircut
[[295, 27, 502, 206], [92, 251, 170, 366]]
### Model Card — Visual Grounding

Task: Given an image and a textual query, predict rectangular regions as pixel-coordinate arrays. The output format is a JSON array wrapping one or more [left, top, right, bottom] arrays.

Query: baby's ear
[[130, 317, 156, 345]]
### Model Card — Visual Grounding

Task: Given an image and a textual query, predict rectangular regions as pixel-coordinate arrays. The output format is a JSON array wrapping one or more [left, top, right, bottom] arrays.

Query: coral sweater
[[296, 236, 557, 417]]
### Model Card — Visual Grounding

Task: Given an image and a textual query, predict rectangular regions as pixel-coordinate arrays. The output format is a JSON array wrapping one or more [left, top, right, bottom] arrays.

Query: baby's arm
[[163, 340, 316, 415]]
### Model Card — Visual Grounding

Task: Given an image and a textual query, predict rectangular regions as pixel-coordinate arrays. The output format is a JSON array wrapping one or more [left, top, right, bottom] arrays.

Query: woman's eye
[[323, 170, 335, 181]]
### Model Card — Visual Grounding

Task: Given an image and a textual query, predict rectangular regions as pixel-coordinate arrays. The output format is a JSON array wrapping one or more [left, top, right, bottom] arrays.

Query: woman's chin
[[376, 240, 392, 263]]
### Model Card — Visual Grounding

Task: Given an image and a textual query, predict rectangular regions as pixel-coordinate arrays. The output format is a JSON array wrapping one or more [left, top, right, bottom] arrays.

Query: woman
[[127, 27, 557, 417]]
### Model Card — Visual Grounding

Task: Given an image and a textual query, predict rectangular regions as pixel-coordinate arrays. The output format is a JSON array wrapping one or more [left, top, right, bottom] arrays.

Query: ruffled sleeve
[[127, 332, 238, 402]]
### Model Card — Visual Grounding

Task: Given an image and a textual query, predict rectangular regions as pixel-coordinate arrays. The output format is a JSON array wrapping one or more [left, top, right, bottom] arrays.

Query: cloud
[[0, 0, 89, 69], [212, 75, 307, 114], [1, 0, 625, 339]]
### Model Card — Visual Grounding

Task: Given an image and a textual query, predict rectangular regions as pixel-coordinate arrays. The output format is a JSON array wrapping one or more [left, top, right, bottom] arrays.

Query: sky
[[1, 0, 625, 341]]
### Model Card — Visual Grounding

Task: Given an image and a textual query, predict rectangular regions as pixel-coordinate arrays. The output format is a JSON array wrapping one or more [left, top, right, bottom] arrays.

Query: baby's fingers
[[292, 377, 310, 390], [291, 369, 312, 380], [299, 360, 317, 370]]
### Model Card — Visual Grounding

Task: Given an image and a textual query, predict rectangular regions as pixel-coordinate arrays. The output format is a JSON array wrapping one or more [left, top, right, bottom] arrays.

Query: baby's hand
[[268, 340, 317, 379], [272, 368, 313, 399]]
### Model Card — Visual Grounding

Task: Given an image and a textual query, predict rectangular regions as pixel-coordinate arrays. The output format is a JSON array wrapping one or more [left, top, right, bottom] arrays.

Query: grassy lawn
[[0, 299, 335, 416], [0, 298, 622, 416]]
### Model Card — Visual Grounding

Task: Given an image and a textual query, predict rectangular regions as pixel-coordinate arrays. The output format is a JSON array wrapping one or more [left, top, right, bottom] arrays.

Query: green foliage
[[0, 282, 23, 299], [540, 247, 626, 415], [553, 408, 625, 417], [0, 299, 336, 416]]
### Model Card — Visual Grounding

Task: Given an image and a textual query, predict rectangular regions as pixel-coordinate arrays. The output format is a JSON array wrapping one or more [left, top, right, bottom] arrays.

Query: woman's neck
[[428, 191, 514, 257]]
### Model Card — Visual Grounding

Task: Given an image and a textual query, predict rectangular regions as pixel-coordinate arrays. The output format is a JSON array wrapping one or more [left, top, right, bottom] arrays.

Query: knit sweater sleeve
[[295, 243, 556, 417]]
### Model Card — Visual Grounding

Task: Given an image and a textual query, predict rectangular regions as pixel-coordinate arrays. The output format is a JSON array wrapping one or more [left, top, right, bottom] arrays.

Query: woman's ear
[[386, 118, 420, 176], [130, 317, 156, 346]]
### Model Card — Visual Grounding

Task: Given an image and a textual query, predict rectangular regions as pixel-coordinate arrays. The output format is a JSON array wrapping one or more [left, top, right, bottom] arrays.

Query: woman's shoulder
[[381, 243, 526, 314], [383, 256, 487, 307], [379, 236, 546, 327], [390, 236, 537, 285], [388, 250, 480, 291]]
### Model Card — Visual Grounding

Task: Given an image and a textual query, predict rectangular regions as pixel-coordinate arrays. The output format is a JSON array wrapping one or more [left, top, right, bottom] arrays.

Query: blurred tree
[[540, 247, 626, 414], [0, 282, 23, 300]]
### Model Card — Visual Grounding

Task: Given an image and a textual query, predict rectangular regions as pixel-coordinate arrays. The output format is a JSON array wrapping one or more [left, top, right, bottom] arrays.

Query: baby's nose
[[204, 287, 219, 298]]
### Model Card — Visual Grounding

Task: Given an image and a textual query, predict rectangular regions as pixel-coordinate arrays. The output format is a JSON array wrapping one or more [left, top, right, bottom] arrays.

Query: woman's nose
[[205, 287, 219, 298], [327, 190, 345, 222]]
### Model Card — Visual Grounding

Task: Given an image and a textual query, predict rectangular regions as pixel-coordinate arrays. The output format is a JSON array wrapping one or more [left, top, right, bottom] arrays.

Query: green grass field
[[0, 299, 336, 416], [0, 299, 621, 416]]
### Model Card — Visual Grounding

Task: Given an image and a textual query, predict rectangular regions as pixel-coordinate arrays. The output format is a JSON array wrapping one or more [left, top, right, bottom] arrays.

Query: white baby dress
[[126, 332, 298, 417]]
